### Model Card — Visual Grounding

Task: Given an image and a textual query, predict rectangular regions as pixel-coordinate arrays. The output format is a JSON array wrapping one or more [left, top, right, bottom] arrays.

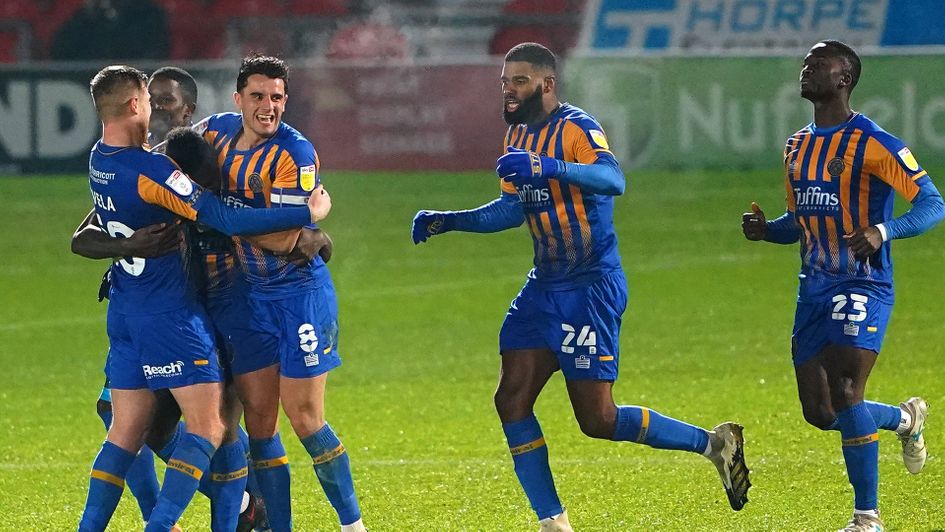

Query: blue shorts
[[499, 270, 628, 381], [792, 289, 893, 367], [233, 281, 342, 378], [106, 302, 222, 390], [205, 285, 276, 380]]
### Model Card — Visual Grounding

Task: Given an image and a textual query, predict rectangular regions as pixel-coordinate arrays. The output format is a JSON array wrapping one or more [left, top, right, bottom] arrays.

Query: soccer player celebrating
[[77, 65, 330, 532], [73, 66, 274, 531], [742, 41, 943, 532], [412, 42, 751, 530], [199, 54, 364, 532]]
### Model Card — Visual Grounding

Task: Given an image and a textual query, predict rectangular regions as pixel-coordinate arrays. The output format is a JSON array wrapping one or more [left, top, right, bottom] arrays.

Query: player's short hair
[[150, 66, 198, 105], [89, 65, 147, 115], [820, 40, 861, 90], [237, 53, 289, 94], [165, 126, 216, 188], [505, 43, 557, 74]]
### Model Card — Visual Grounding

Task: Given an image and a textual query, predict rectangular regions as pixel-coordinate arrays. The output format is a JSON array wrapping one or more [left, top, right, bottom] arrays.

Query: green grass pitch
[[0, 169, 943, 530]]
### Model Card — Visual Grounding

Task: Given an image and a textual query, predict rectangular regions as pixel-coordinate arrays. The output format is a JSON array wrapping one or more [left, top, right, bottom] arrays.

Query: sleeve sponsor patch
[[299, 165, 317, 191], [589, 129, 610, 150], [165, 170, 194, 196], [897, 147, 919, 171]]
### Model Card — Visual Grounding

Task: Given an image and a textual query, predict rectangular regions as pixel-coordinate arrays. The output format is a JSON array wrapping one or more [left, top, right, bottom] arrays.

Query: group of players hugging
[[73, 40, 937, 532]]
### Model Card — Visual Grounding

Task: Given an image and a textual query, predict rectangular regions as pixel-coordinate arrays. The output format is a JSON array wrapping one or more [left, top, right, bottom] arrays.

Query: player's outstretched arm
[[496, 147, 625, 195], [72, 208, 181, 259], [184, 183, 328, 237], [412, 193, 524, 244], [742, 202, 800, 244]]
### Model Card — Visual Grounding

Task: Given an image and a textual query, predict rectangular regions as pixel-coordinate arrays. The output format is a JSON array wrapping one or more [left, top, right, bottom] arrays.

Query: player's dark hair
[[150, 66, 198, 105], [505, 42, 557, 73], [820, 40, 861, 91], [165, 126, 216, 187], [237, 53, 289, 94], [89, 65, 147, 110]]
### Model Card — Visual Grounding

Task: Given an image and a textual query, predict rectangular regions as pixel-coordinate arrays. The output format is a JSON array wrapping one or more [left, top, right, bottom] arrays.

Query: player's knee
[[801, 404, 835, 430], [189, 419, 225, 448], [284, 400, 325, 437], [493, 387, 529, 422], [575, 410, 616, 440]]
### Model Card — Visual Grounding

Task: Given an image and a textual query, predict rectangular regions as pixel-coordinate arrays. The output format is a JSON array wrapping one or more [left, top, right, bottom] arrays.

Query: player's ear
[[233, 91, 241, 108], [838, 71, 852, 89], [543, 75, 556, 94], [183, 102, 196, 122]]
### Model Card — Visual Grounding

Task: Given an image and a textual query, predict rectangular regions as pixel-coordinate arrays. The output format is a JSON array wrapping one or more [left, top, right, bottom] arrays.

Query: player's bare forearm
[[244, 229, 302, 255], [71, 222, 123, 259], [72, 214, 181, 260]]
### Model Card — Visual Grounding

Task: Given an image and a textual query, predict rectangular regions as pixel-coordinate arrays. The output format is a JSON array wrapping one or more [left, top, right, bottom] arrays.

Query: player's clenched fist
[[412, 210, 452, 244], [307, 185, 331, 222], [496, 146, 560, 186], [742, 202, 767, 241]]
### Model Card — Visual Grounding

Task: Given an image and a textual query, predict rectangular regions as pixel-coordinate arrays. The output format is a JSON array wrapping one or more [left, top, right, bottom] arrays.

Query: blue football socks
[[837, 402, 880, 511], [237, 425, 261, 497], [300, 423, 361, 526], [250, 434, 292, 531], [864, 401, 902, 432], [209, 440, 249, 532], [145, 432, 216, 532], [502, 414, 563, 520], [612, 405, 710, 453], [78, 440, 136, 532], [97, 407, 160, 521]]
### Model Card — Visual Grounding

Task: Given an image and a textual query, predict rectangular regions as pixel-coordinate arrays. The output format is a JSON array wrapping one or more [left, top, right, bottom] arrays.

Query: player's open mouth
[[505, 101, 520, 112], [256, 115, 275, 125]]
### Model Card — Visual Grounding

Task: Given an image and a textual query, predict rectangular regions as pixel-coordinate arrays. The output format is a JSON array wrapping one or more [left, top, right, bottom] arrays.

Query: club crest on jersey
[[165, 170, 193, 196], [299, 165, 317, 191], [248, 173, 264, 194], [827, 157, 845, 178], [589, 129, 609, 150], [897, 147, 919, 171]]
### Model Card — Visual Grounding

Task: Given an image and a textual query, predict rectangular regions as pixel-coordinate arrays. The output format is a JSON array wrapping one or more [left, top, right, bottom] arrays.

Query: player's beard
[[503, 85, 545, 126]]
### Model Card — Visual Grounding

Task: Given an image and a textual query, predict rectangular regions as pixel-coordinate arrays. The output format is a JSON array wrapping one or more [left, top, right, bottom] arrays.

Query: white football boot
[[839, 511, 885, 532], [538, 509, 574, 532], [898, 397, 928, 474]]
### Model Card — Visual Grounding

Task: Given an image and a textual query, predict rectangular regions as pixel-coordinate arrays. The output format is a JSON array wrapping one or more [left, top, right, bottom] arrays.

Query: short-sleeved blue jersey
[[783, 113, 933, 302], [89, 142, 207, 315], [203, 113, 329, 299], [502, 104, 624, 289]]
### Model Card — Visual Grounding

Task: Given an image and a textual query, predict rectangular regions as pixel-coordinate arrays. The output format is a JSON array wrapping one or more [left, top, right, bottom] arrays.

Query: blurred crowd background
[[0, 0, 583, 63], [0, 0, 943, 175]]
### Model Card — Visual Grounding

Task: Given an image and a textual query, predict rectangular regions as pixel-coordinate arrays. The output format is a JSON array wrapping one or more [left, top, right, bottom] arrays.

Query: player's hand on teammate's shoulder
[[307, 185, 332, 223], [282, 227, 333, 266], [843, 226, 883, 260], [122, 221, 182, 257], [411, 210, 449, 244], [742, 202, 767, 241]]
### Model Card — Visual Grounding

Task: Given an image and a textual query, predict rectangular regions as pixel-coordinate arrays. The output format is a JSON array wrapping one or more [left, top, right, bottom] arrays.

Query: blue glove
[[412, 210, 454, 244], [495, 146, 562, 186]]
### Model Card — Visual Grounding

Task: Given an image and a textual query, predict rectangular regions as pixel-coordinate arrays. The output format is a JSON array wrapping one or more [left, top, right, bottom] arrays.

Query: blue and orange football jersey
[[501, 104, 623, 288], [203, 112, 327, 297], [89, 142, 207, 315], [783, 113, 932, 302]]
